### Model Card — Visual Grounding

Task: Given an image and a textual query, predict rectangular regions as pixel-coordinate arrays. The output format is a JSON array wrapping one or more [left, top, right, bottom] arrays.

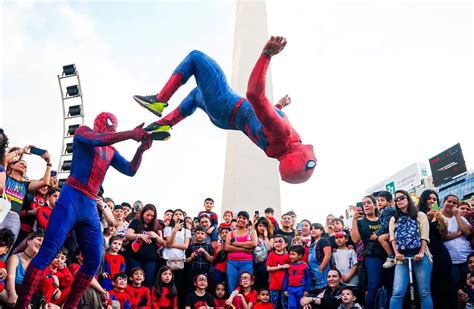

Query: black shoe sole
[[133, 96, 163, 117], [151, 131, 171, 141]]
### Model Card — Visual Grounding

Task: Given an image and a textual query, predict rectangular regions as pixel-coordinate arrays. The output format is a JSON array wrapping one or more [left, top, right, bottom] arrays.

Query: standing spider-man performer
[[134, 36, 316, 184], [16, 113, 154, 309]]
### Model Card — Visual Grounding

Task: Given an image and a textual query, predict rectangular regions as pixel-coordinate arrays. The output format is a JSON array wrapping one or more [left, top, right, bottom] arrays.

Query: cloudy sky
[[2, 0, 473, 223]]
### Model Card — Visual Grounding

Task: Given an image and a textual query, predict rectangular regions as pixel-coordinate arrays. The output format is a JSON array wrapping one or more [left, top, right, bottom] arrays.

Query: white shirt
[[333, 248, 358, 287], [444, 215, 473, 264], [162, 226, 191, 260]]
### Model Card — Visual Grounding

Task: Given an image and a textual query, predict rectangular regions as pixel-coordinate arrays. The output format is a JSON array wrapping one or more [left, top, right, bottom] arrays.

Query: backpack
[[253, 238, 268, 264]]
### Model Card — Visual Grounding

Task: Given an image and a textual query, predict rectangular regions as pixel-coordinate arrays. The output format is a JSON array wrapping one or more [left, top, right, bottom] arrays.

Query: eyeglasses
[[394, 195, 407, 203], [197, 277, 208, 282]]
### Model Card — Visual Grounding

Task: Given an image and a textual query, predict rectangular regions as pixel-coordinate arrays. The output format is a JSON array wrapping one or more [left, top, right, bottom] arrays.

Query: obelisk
[[221, 0, 281, 218]]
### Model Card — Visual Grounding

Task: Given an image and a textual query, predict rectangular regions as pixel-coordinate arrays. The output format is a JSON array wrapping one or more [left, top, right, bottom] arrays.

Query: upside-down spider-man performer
[[134, 36, 316, 184], [16, 113, 156, 309]]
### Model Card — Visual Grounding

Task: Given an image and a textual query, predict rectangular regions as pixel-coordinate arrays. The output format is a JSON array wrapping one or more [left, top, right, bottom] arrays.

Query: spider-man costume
[[135, 38, 316, 184], [16, 112, 151, 309]]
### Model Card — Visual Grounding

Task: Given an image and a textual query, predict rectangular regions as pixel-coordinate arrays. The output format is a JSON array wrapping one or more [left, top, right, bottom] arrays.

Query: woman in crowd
[[253, 216, 273, 291], [300, 269, 343, 308], [324, 214, 336, 237], [112, 205, 129, 239], [419, 189, 456, 308], [308, 222, 331, 293], [351, 195, 385, 309], [1, 231, 43, 306], [225, 211, 257, 293], [300, 219, 312, 245], [162, 208, 191, 307], [389, 190, 433, 308], [125, 204, 163, 287], [2, 149, 51, 247], [441, 194, 473, 289]]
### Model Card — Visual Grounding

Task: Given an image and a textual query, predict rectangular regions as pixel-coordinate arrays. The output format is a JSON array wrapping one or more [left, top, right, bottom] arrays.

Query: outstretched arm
[[110, 138, 152, 177], [74, 123, 149, 147], [246, 36, 289, 132]]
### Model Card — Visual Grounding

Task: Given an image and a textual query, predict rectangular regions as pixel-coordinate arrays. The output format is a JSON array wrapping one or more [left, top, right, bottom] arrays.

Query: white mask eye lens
[[306, 160, 316, 170], [106, 118, 113, 126]]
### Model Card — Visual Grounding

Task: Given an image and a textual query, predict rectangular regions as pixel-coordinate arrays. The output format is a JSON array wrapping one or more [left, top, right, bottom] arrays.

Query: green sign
[[385, 181, 396, 194]]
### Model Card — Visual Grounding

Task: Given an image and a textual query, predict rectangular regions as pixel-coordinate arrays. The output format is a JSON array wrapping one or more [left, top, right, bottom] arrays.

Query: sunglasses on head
[[394, 195, 407, 203]]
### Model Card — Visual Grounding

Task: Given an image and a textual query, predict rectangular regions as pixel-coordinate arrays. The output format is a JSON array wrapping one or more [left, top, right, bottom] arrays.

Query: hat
[[335, 231, 347, 238], [113, 205, 123, 211], [223, 210, 234, 218]]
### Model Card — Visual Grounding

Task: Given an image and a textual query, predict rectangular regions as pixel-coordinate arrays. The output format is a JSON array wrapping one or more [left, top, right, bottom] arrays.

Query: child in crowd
[[40, 247, 73, 306], [199, 214, 219, 245], [337, 287, 363, 309], [328, 218, 353, 250], [109, 273, 131, 309], [102, 235, 126, 291], [35, 187, 60, 231], [0, 228, 15, 292], [226, 271, 257, 308], [375, 191, 396, 268], [253, 288, 274, 309], [231, 218, 238, 230], [186, 226, 214, 279], [332, 232, 358, 289], [103, 224, 118, 251], [185, 274, 215, 309], [198, 197, 219, 234], [291, 236, 309, 263], [164, 209, 174, 227], [214, 226, 230, 285], [113, 205, 129, 239], [127, 267, 150, 308], [265, 207, 279, 230], [266, 234, 290, 309], [214, 282, 227, 309], [283, 245, 311, 308], [151, 266, 178, 309], [219, 210, 234, 229], [463, 271, 474, 309]]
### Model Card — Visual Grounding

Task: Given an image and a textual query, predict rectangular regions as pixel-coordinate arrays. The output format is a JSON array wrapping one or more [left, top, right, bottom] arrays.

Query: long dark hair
[[254, 217, 274, 238], [0, 129, 8, 166], [153, 266, 177, 303], [394, 190, 418, 221], [418, 189, 439, 214], [136, 204, 158, 233], [169, 209, 185, 228]]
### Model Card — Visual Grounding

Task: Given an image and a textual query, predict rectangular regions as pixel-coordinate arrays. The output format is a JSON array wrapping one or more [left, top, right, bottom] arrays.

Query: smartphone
[[296, 223, 303, 232], [50, 170, 57, 177], [432, 202, 440, 211], [30, 146, 46, 156]]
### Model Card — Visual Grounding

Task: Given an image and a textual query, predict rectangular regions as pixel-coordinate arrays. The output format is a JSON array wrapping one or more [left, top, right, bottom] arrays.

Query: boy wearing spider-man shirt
[[36, 187, 60, 231], [198, 198, 219, 235], [127, 267, 151, 308], [40, 247, 74, 306], [283, 245, 311, 309], [109, 273, 132, 309], [102, 235, 126, 291]]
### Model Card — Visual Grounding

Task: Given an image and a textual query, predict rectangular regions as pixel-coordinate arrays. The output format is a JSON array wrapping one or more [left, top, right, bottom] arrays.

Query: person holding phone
[[16, 112, 153, 309], [418, 189, 456, 308], [1, 146, 52, 254]]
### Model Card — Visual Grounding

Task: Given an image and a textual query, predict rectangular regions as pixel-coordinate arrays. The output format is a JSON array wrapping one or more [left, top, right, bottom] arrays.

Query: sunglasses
[[394, 195, 407, 203]]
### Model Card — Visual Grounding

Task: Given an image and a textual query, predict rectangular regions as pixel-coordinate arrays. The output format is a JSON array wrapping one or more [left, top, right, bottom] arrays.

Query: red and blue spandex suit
[[16, 113, 150, 309], [153, 50, 316, 184]]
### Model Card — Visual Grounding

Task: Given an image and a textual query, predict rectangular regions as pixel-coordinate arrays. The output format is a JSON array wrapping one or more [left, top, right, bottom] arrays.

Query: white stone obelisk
[[221, 0, 281, 218]]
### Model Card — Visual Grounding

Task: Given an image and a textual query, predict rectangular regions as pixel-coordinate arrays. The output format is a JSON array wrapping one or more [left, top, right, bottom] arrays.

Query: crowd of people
[[1, 130, 474, 309]]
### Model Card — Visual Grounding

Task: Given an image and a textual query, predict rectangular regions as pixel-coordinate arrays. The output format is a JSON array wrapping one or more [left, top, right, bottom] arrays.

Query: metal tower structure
[[57, 64, 84, 186], [221, 0, 282, 217]]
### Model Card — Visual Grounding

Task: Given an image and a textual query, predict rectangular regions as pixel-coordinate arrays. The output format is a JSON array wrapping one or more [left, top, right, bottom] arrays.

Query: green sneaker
[[151, 131, 171, 141], [144, 122, 171, 133], [133, 95, 168, 117]]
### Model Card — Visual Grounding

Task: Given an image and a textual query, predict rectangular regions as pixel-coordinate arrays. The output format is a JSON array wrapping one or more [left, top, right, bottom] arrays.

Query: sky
[[1, 0, 473, 223]]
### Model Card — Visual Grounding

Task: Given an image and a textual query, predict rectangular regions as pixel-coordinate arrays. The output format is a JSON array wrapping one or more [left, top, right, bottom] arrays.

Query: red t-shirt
[[253, 303, 275, 309], [36, 207, 52, 230], [214, 297, 226, 308], [109, 289, 132, 308], [151, 286, 178, 308], [0, 260, 5, 293], [266, 251, 290, 290], [104, 252, 126, 279], [127, 285, 151, 308], [235, 287, 257, 305]]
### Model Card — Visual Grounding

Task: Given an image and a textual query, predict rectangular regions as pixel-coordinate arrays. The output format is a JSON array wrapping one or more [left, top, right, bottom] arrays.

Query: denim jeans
[[226, 259, 253, 293], [389, 255, 433, 309], [364, 256, 384, 309]]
